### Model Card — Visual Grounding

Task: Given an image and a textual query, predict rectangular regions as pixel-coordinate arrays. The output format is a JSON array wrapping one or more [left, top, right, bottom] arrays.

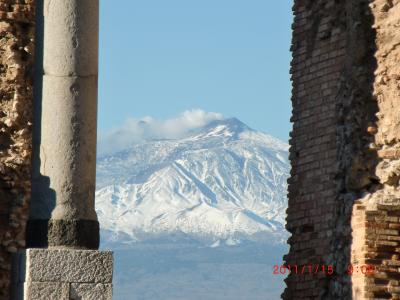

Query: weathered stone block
[[70, 283, 113, 300], [26, 249, 113, 283], [24, 282, 69, 300], [13, 249, 113, 299]]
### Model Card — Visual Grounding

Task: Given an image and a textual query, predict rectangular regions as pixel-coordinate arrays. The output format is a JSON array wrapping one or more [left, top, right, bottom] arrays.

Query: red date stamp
[[273, 264, 376, 276], [347, 264, 375, 276], [273, 265, 334, 275]]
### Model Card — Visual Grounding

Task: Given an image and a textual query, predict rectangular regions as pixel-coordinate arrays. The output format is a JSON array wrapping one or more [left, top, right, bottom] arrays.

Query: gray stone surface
[[29, 0, 100, 249], [36, 75, 98, 221], [70, 283, 113, 300], [13, 249, 113, 299], [24, 282, 69, 299], [43, 0, 99, 76], [47, 219, 100, 249], [26, 249, 113, 284]]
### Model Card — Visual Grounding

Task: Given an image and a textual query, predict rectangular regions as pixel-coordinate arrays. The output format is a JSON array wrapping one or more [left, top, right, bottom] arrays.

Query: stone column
[[12, 0, 113, 298], [27, 0, 99, 249]]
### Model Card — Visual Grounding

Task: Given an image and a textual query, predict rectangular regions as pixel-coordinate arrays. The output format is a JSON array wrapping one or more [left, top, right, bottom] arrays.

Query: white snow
[[96, 118, 289, 244]]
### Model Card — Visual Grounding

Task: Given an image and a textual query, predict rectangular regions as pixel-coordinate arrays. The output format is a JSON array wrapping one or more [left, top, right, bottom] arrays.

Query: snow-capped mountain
[[96, 118, 289, 245]]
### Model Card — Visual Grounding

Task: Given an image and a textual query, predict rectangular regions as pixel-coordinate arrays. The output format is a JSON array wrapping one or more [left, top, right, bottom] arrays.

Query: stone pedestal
[[13, 249, 113, 300]]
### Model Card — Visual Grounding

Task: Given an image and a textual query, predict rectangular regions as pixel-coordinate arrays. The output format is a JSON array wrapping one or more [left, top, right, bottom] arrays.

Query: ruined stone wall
[[286, 0, 400, 299], [350, 0, 400, 299], [0, 0, 34, 298], [284, 0, 378, 299], [284, 0, 349, 298]]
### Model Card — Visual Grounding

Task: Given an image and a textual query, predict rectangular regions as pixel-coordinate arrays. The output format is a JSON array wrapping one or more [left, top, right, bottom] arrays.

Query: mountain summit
[[190, 117, 251, 138], [96, 118, 289, 245]]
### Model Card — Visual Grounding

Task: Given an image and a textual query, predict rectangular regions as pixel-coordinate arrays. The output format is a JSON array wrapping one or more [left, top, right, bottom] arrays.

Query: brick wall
[[0, 0, 34, 298], [284, 0, 348, 298], [284, 0, 377, 298]]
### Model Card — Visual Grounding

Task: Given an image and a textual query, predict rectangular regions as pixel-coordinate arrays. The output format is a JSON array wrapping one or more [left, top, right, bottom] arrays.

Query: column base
[[12, 248, 113, 300], [26, 219, 100, 249]]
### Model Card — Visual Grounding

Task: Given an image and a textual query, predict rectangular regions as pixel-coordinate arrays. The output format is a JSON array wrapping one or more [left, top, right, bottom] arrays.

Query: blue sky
[[98, 0, 293, 141]]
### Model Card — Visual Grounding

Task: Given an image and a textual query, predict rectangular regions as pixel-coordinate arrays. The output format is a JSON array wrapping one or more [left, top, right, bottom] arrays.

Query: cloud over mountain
[[98, 109, 224, 155]]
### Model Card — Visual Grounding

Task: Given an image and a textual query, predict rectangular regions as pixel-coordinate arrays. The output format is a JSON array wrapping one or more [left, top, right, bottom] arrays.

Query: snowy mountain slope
[[96, 118, 289, 244]]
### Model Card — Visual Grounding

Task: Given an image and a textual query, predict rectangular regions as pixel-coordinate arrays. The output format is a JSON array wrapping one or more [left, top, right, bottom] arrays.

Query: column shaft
[[27, 0, 100, 249]]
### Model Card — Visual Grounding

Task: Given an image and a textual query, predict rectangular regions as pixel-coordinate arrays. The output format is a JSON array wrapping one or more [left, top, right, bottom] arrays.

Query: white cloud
[[98, 109, 224, 156]]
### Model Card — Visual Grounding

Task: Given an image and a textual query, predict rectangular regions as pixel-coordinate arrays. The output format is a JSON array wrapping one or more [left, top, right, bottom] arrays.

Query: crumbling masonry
[[0, 1, 34, 299], [285, 0, 400, 299]]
